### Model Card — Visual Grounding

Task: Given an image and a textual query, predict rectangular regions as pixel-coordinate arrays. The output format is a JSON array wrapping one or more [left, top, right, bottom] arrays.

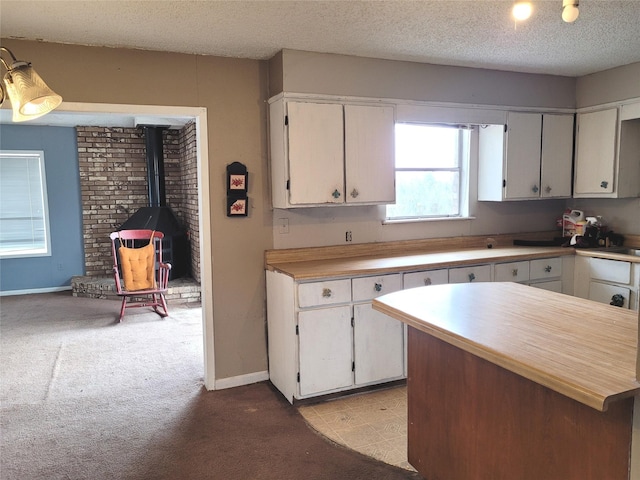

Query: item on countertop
[[562, 209, 585, 237]]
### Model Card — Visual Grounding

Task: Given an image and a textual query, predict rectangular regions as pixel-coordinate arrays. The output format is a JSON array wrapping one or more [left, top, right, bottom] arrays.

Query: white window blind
[[0, 150, 51, 258]]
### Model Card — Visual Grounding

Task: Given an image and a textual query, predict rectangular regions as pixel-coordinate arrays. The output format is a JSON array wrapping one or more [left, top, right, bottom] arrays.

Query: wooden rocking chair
[[110, 229, 172, 322]]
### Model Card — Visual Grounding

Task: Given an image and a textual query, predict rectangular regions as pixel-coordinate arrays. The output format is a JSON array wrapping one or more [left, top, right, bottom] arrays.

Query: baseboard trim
[[0, 286, 71, 297], [213, 370, 270, 390]]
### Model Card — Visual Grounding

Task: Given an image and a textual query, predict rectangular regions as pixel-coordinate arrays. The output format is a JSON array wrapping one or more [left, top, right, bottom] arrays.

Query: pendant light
[[0, 47, 62, 122]]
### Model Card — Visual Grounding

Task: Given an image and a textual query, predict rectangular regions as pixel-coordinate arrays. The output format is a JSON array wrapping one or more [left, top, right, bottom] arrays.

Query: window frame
[[0, 150, 52, 259], [386, 122, 472, 222]]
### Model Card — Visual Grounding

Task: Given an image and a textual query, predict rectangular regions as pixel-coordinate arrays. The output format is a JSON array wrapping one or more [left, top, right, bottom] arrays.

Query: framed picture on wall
[[227, 196, 248, 217]]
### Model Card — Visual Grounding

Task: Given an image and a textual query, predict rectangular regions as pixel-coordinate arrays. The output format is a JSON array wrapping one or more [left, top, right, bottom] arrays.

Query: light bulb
[[562, 0, 579, 23], [512, 2, 533, 21]]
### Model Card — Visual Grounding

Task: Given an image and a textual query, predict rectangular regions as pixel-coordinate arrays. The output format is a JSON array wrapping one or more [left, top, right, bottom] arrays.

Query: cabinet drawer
[[449, 265, 491, 284], [530, 280, 562, 293], [589, 281, 631, 309], [403, 269, 448, 289], [298, 279, 351, 308], [530, 257, 562, 280], [589, 258, 631, 284], [494, 261, 530, 283], [352, 274, 403, 302]]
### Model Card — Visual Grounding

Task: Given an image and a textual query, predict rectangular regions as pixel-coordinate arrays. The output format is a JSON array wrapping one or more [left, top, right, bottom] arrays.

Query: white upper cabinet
[[573, 105, 640, 198], [344, 104, 395, 204], [540, 114, 574, 198], [573, 108, 617, 196], [269, 96, 396, 208], [287, 102, 345, 205], [478, 112, 573, 201]]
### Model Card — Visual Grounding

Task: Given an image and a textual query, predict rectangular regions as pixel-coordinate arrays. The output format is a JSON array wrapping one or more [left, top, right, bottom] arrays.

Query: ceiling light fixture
[[0, 46, 62, 122], [512, 1, 533, 21], [562, 0, 580, 23]]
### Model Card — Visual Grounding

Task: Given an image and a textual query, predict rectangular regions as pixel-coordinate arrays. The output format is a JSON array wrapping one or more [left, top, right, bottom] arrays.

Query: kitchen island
[[373, 282, 640, 480]]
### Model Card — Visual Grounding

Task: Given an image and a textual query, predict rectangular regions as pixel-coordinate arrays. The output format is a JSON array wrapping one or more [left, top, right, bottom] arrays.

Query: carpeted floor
[[0, 292, 421, 480]]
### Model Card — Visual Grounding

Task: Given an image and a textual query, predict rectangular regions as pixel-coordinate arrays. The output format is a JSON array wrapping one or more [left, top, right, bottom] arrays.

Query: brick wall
[[77, 125, 200, 281], [179, 122, 200, 282]]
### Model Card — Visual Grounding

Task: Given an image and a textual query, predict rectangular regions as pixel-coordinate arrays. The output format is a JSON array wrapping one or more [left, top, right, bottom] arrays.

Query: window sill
[[383, 216, 476, 225]]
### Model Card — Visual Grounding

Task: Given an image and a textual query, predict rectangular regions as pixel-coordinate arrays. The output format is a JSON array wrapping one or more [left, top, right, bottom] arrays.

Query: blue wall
[[0, 125, 85, 293]]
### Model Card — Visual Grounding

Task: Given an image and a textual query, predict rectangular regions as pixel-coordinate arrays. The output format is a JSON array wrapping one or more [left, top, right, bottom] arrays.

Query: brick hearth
[[71, 275, 201, 305]]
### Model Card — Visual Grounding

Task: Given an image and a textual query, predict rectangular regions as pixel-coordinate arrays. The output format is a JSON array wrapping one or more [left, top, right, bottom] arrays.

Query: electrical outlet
[[278, 218, 289, 234], [346, 231, 352, 242]]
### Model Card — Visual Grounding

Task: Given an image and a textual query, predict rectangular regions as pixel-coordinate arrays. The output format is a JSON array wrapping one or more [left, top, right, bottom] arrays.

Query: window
[[386, 123, 471, 221], [0, 151, 51, 258]]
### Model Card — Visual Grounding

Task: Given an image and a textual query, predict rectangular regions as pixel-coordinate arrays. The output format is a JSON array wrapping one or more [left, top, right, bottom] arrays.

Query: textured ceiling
[[1, 0, 640, 77]]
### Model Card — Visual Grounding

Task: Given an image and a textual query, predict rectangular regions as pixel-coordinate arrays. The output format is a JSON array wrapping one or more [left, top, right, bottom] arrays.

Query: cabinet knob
[[544, 265, 552, 273], [610, 294, 625, 307], [322, 288, 332, 298], [545, 186, 552, 194], [332, 189, 341, 199], [512, 269, 518, 277], [468, 273, 476, 282], [532, 185, 539, 193], [374, 283, 383, 292], [423, 278, 432, 286], [350, 189, 359, 198], [600, 180, 609, 189]]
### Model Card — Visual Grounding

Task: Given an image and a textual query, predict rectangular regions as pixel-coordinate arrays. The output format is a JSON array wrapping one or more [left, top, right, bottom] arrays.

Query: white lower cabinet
[[352, 274, 404, 386], [574, 256, 639, 311], [298, 306, 353, 396], [353, 303, 404, 385], [266, 255, 572, 404], [266, 270, 405, 404]]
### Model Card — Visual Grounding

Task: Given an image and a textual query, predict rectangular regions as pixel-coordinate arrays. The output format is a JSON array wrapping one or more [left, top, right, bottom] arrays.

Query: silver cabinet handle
[[468, 273, 476, 282], [512, 269, 518, 277], [423, 278, 432, 286], [350, 189, 359, 198], [374, 283, 382, 292], [322, 288, 332, 298]]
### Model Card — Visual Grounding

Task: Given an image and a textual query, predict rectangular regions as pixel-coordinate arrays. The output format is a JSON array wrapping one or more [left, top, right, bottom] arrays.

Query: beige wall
[[576, 62, 640, 108], [272, 49, 577, 108], [0, 39, 272, 380]]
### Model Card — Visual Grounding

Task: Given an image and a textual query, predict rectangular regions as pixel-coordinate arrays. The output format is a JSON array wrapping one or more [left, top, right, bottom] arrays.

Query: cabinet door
[[344, 104, 395, 204], [298, 306, 353, 396], [353, 303, 404, 385], [589, 282, 631, 309], [504, 112, 542, 199], [541, 114, 573, 198], [287, 102, 345, 205], [574, 109, 617, 195]]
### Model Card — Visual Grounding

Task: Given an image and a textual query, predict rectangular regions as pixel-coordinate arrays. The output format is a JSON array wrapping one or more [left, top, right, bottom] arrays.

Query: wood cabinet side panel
[[407, 327, 634, 480]]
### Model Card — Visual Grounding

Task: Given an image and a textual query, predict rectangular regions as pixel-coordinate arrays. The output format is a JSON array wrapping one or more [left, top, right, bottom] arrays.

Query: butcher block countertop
[[266, 245, 573, 280], [373, 282, 640, 412]]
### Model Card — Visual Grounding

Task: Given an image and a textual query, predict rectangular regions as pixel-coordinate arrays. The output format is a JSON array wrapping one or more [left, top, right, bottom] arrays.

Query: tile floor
[[298, 385, 414, 471]]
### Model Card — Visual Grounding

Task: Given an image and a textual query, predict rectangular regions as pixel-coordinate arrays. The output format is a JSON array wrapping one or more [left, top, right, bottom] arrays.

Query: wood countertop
[[373, 282, 640, 412], [267, 246, 573, 280]]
